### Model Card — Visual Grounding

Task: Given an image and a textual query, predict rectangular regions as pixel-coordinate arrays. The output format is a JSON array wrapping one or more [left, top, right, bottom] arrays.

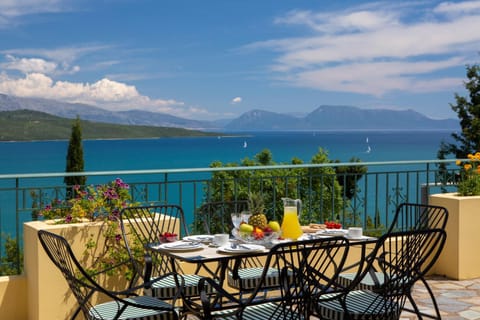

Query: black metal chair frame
[[38, 229, 181, 320], [195, 200, 249, 234], [316, 228, 447, 320], [339, 202, 448, 319], [186, 237, 350, 320], [120, 204, 209, 301]]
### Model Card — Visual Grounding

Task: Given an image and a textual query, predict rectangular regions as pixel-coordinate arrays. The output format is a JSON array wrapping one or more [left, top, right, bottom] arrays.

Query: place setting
[[148, 232, 205, 251]]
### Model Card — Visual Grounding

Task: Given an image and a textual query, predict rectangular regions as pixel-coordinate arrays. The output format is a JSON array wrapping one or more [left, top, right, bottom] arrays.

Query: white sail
[[243, 141, 247, 148]]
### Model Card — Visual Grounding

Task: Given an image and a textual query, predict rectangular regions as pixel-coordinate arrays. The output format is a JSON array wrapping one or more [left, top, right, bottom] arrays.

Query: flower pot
[[429, 192, 480, 280]]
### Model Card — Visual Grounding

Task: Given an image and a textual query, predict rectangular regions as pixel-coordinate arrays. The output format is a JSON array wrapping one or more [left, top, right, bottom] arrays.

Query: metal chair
[[196, 200, 278, 296], [120, 204, 210, 300], [38, 229, 180, 320], [338, 202, 448, 319], [195, 200, 248, 234], [188, 237, 350, 320], [316, 228, 447, 320]]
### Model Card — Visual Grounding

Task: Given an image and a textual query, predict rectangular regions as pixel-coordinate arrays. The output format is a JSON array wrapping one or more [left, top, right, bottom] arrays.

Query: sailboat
[[243, 141, 247, 148], [366, 137, 371, 153]]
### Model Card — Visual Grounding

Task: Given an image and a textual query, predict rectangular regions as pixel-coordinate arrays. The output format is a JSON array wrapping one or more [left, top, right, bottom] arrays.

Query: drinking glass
[[231, 212, 243, 229], [241, 211, 251, 224]]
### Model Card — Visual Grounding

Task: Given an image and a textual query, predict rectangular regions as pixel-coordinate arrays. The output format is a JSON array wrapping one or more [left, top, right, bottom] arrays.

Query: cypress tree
[[64, 116, 86, 198]]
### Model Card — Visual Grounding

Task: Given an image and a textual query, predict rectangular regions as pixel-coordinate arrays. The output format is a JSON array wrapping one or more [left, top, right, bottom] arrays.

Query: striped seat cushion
[[88, 295, 176, 320], [317, 290, 400, 320], [152, 274, 213, 298], [227, 267, 282, 290], [211, 301, 306, 320], [338, 272, 385, 290]]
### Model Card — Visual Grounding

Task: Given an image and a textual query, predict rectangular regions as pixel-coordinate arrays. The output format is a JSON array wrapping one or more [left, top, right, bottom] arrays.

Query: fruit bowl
[[232, 228, 280, 246]]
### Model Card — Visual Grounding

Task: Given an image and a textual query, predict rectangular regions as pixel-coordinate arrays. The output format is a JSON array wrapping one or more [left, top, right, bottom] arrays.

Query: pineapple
[[247, 192, 268, 229]]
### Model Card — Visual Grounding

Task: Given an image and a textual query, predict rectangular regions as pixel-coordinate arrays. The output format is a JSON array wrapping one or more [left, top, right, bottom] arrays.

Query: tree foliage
[[201, 148, 349, 228], [64, 116, 86, 196], [334, 157, 368, 200], [438, 64, 480, 160], [0, 234, 23, 276]]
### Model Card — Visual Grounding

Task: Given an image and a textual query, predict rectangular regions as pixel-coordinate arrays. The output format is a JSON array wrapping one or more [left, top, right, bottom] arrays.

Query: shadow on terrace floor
[[184, 276, 480, 319], [400, 275, 480, 320]]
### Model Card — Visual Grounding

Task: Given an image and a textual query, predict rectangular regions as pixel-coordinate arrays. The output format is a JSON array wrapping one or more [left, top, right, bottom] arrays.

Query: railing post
[[15, 177, 21, 274]]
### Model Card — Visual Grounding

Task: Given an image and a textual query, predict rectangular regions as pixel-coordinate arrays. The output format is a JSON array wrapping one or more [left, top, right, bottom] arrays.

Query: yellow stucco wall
[[0, 219, 373, 319], [429, 193, 480, 280], [0, 275, 28, 319]]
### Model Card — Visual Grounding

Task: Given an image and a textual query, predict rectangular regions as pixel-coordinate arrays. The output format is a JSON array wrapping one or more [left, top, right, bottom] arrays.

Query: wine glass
[[241, 211, 251, 224], [231, 212, 243, 229]]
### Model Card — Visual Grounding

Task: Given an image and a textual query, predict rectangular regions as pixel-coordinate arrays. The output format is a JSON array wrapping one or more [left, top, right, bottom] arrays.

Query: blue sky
[[0, 0, 479, 121]]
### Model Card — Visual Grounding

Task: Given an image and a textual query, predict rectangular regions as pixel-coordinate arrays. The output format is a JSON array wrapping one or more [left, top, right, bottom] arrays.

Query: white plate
[[158, 241, 203, 251], [346, 235, 370, 240], [218, 243, 265, 253], [182, 235, 214, 243], [316, 229, 348, 236]]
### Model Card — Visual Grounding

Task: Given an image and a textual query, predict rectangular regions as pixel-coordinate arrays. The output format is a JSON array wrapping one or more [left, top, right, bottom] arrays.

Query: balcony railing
[[0, 159, 459, 275]]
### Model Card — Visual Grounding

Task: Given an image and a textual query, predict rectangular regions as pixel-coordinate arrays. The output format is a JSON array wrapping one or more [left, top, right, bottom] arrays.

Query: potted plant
[[38, 178, 140, 278]]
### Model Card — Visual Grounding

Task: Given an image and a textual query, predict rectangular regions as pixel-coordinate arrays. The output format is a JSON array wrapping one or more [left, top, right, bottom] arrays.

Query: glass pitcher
[[280, 198, 303, 240]]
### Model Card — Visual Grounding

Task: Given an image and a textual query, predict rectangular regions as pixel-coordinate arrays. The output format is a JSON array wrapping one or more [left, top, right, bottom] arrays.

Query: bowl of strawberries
[[159, 232, 178, 243]]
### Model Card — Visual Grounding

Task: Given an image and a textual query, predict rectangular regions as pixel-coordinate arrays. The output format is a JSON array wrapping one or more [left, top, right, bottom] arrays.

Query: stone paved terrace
[[185, 276, 480, 319], [400, 276, 480, 320]]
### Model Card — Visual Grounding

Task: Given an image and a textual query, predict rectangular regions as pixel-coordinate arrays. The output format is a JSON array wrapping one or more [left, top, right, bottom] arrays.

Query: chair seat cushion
[[317, 290, 401, 320], [212, 301, 306, 320], [338, 272, 385, 290], [152, 273, 210, 298], [88, 295, 176, 320], [227, 267, 282, 290]]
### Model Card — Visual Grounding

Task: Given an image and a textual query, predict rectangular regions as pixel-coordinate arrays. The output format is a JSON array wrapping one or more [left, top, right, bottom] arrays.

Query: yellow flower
[[464, 163, 472, 171], [456, 160, 462, 166]]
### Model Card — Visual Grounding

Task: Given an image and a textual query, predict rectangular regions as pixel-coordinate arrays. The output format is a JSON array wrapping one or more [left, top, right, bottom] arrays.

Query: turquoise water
[[0, 130, 455, 174], [0, 130, 455, 237]]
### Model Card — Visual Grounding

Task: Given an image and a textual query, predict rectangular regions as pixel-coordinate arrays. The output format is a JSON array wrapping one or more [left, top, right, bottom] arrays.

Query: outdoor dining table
[[145, 232, 378, 290], [146, 239, 271, 286]]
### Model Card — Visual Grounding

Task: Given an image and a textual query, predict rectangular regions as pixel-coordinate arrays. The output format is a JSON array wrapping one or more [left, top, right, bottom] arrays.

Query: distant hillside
[[0, 93, 460, 131], [225, 106, 459, 131], [0, 110, 217, 141], [0, 94, 219, 130]]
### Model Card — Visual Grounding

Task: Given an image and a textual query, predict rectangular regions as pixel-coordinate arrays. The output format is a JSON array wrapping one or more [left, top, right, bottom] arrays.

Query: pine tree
[[64, 116, 86, 198], [438, 63, 480, 160]]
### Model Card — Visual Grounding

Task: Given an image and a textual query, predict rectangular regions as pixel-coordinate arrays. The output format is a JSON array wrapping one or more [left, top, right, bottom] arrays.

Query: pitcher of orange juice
[[280, 198, 303, 240]]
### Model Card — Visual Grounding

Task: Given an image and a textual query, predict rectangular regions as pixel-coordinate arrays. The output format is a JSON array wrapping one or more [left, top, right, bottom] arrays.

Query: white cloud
[[0, 72, 188, 114], [434, 1, 480, 15], [0, 0, 69, 17], [291, 59, 464, 96], [2, 55, 58, 74], [231, 97, 242, 104], [2, 45, 110, 71], [0, 0, 72, 28], [248, 1, 480, 97]]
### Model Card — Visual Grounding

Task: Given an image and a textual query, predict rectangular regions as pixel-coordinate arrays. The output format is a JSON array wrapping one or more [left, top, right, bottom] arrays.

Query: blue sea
[[0, 130, 456, 238], [0, 130, 455, 174]]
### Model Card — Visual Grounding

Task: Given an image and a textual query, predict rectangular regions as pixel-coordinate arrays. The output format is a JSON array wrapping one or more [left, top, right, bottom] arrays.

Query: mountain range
[[0, 94, 459, 131]]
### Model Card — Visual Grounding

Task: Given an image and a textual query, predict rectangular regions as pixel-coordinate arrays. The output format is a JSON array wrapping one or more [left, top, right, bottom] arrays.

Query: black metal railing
[[0, 159, 459, 275]]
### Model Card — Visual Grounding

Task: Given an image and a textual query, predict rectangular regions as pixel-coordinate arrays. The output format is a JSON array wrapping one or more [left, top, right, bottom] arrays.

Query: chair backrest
[[195, 200, 248, 234], [359, 228, 446, 317], [120, 204, 188, 280], [249, 237, 350, 318], [37, 230, 116, 319], [387, 203, 448, 233]]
